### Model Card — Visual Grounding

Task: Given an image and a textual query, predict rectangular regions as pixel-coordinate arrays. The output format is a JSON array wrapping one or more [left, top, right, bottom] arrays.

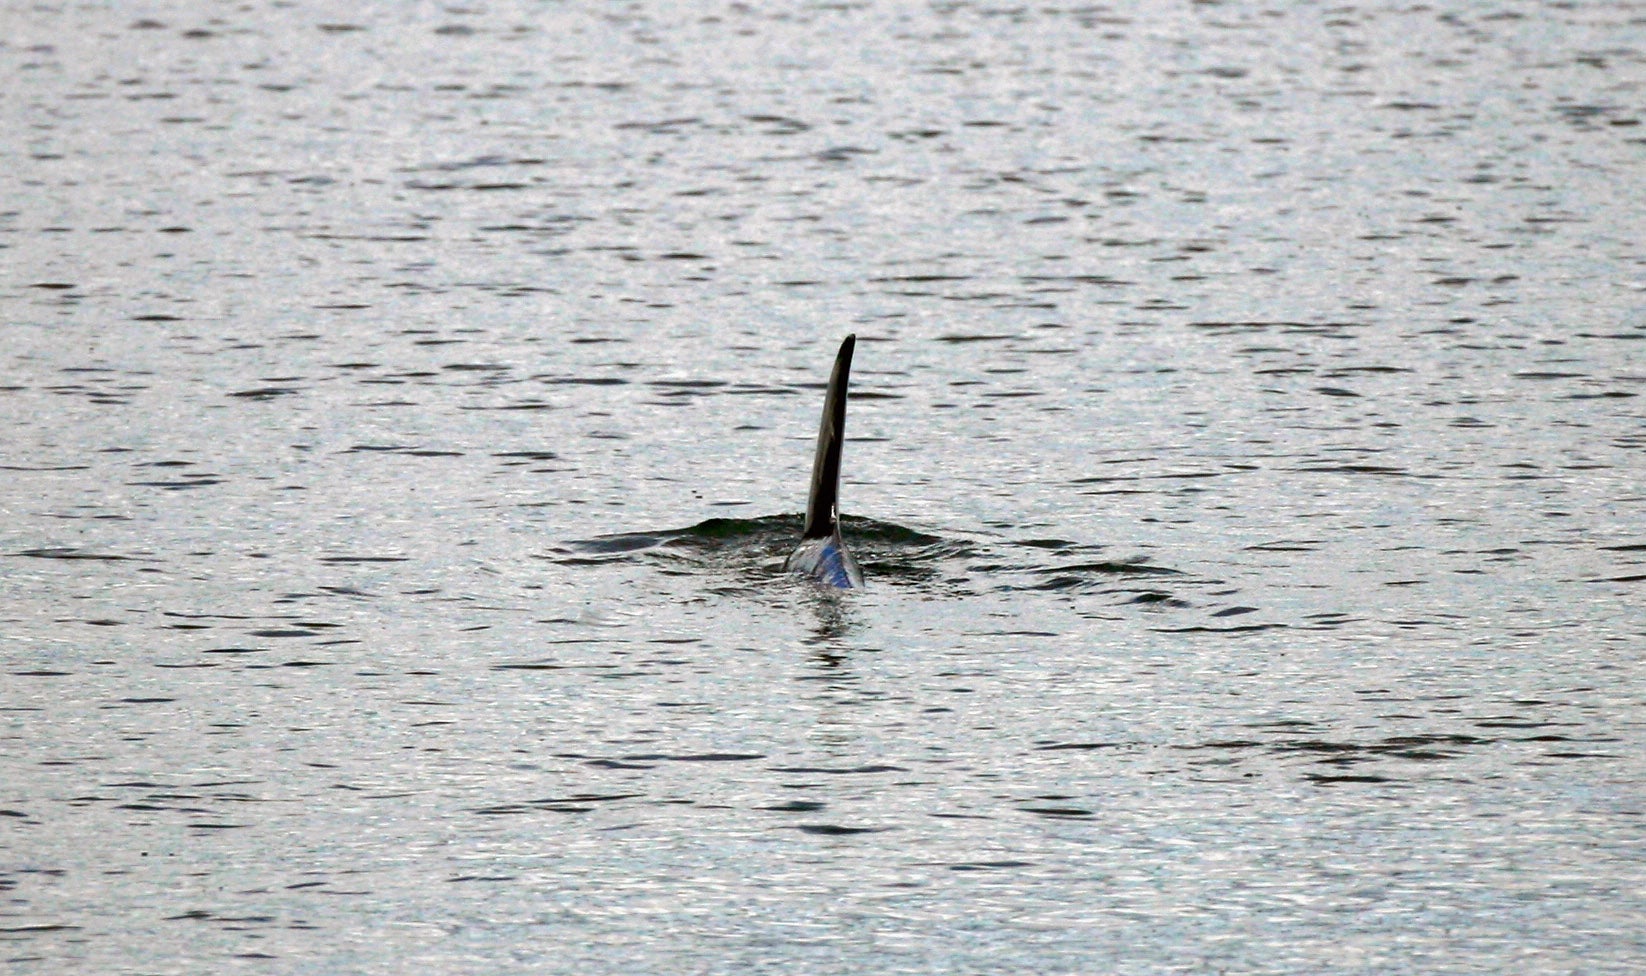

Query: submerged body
[[785, 335, 863, 588], [785, 532, 864, 589]]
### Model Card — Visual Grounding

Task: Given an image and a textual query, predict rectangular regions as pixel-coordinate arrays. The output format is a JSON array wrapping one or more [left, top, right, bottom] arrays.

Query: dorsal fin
[[801, 334, 855, 540]]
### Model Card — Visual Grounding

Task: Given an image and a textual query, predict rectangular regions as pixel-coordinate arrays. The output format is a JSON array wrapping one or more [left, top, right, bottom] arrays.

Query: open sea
[[3, 1, 1644, 972]]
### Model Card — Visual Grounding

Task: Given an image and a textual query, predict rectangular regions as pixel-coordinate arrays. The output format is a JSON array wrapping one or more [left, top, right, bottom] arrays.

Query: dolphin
[[784, 334, 865, 588]]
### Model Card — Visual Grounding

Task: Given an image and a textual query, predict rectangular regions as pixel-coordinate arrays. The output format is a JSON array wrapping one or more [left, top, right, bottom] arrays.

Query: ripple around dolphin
[[551, 515, 952, 586], [550, 515, 1211, 606]]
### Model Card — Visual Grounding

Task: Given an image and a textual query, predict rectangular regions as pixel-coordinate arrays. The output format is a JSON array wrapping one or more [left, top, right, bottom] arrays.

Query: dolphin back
[[788, 335, 862, 588]]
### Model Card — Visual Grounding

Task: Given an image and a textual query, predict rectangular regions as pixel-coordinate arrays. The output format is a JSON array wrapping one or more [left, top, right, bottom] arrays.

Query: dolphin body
[[785, 335, 865, 588]]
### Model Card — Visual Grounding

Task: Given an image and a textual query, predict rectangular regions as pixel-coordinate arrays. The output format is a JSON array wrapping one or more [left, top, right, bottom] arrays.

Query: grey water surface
[[4, 1, 1645, 973]]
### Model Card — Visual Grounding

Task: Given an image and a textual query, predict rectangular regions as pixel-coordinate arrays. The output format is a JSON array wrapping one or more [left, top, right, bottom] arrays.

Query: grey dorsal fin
[[801, 334, 856, 540]]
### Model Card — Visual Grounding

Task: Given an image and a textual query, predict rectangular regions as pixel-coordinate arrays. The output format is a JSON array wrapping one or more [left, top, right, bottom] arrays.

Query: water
[[4, 1, 1644, 972]]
